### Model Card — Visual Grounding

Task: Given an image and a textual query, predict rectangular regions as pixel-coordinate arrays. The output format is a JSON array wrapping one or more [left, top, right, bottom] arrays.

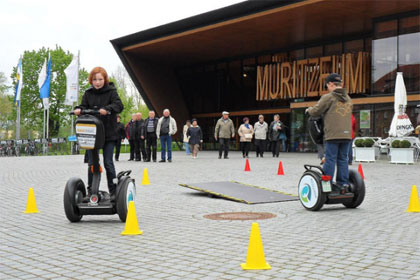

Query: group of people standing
[[121, 109, 177, 163], [213, 111, 287, 159]]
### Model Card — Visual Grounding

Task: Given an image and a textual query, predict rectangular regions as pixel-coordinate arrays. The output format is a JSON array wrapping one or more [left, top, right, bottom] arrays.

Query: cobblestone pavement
[[1, 151, 419, 280]]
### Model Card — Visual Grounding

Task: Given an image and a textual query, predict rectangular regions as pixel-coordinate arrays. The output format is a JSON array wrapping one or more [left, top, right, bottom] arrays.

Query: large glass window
[[372, 36, 398, 94], [372, 16, 420, 95], [372, 20, 398, 94], [398, 16, 420, 93]]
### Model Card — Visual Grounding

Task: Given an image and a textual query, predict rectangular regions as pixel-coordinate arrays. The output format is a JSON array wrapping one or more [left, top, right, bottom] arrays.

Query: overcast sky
[[0, 0, 243, 90]]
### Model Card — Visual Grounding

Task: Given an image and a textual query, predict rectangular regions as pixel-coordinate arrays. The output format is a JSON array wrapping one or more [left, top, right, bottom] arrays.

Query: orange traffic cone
[[277, 161, 284, 175], [358, 163, 365, 179], [244, 158, 251, 172]]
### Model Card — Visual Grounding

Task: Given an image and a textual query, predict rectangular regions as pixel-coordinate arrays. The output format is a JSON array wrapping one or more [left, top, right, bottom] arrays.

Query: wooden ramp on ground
[[179, 181, 298, 204]]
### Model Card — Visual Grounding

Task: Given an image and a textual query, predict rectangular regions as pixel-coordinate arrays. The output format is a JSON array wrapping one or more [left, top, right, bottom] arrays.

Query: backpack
[[308, 116, 324, 144]]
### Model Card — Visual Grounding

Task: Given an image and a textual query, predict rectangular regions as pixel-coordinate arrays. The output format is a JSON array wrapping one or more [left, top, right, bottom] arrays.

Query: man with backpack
[[306, 73, 353, 194]]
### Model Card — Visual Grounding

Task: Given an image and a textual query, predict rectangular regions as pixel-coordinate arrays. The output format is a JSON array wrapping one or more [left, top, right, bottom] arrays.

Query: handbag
[[244, 133, 253, 139]]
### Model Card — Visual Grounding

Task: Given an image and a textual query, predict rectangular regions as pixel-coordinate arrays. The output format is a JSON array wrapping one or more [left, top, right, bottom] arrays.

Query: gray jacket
[[214, 117, 235, 139], [253, 121, 268, 140]]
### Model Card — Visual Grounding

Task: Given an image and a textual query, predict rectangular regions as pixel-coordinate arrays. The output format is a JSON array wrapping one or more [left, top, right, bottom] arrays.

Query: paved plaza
[[1, 151, 419, 280]]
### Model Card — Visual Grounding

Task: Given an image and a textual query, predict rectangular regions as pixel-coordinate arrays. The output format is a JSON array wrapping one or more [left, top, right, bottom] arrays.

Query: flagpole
[[16, 102, 20, 140], [43, 109, 46, 154], [46, 107, 49, 154]]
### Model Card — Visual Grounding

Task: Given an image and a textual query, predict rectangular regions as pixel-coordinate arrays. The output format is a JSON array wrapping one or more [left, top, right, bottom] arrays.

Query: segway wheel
[[298, 171, 326, 211], [116, 177, 136, 222], [64, 177, 86, 222], [343, 169, 365, 208]]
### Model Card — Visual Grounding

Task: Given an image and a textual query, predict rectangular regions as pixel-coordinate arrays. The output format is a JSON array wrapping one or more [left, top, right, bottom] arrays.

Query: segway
[[298, 165, 365, 211], [64, 109, 136, 222], [298, 116, 366, 211]]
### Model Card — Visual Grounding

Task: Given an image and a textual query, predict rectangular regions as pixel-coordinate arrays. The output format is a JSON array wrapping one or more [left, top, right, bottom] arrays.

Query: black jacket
[[143, 117, 159, 136], [135, 119, 145, 139], [268, 120, 284, 141], [126, 120, 137, 140], [76, 83, 124, 142], [117, 122, 125, 140], [187, 126, 203, 145]]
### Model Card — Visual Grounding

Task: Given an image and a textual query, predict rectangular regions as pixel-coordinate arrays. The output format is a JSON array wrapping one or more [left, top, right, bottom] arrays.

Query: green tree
[[109, 77, 135, 125], [111, 66, 149, 124], [10, 46, 89, 138], [0, 72, 13, 134]]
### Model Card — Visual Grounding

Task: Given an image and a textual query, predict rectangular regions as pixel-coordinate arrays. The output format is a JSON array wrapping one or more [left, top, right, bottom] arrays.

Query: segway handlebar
[[304, 164, 325, 174], [70, 109, 111, 116]]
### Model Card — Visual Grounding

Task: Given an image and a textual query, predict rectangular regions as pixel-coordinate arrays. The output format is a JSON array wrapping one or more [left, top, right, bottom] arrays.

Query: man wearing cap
[[306, 73, 353, 194], [214, 111, 235, 159]]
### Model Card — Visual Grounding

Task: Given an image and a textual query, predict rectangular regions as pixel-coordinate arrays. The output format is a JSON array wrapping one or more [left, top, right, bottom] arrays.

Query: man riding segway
[[306, 73, 353, 194]]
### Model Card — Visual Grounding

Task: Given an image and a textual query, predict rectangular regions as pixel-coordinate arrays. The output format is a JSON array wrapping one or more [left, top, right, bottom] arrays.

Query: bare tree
[[112, 65, 144, 107]]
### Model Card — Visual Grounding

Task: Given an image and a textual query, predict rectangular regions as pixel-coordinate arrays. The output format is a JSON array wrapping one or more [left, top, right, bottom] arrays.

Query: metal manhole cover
[[203, 212, 276, 221]]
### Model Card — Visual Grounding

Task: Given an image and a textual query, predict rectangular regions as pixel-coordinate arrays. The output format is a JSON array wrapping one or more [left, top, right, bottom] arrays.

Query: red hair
[[88, 67, 109, 85]]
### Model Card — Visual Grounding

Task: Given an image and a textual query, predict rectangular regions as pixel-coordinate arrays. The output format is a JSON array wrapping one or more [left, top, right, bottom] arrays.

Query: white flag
[[38, 58, 47, 89], [64, 54, 79, 105]]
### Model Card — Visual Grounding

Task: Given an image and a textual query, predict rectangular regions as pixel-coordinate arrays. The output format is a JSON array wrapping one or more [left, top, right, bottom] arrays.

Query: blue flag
[[14, 57, 23, 106], [39, 55, 51, 109]]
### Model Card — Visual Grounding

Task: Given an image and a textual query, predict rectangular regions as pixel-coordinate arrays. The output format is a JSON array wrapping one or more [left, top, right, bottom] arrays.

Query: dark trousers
[[240, 142, 251, 157], [115, 139, 122, 160], [146, 133, 157, 161], [135, 139, 146, 161], [160, 134, 172, 160], [254, 139, 266, 156], [218, 138, 230, 158], [271, 140, 280, 157], [129, 140, 135, 160], [87, 141, 117, 194]]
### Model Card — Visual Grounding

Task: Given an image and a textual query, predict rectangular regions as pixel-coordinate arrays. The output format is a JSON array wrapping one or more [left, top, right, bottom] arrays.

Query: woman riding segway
[[73, 67, 123, 201]]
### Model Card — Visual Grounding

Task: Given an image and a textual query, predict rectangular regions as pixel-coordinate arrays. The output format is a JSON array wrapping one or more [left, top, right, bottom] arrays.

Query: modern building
[[111, 0, 420, 152]]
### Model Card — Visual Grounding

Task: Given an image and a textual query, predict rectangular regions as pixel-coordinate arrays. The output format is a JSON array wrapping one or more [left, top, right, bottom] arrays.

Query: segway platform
[[179, 181, 298, 204]]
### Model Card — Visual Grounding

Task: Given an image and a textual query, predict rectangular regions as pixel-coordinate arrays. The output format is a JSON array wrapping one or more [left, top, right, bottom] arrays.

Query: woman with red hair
[[74, 67, 124, 200]]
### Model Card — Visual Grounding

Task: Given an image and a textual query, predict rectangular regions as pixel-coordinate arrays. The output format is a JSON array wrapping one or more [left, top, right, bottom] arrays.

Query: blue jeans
[[184, 142, 191, 154], [160, 134, 172, 160], [323, 141, 351, 186], [87, 141, 117, 194], [348, 139, 354, 163]]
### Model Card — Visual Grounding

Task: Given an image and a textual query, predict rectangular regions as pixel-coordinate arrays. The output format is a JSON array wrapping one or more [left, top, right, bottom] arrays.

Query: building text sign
[[256, 52, 370, 101]]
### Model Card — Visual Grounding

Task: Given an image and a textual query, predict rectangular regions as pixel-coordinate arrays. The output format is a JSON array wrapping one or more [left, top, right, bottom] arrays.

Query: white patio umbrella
[[388, 72, 414, 137]]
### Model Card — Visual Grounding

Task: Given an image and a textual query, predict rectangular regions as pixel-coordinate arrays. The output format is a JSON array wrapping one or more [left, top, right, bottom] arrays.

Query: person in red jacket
[[348, 114, 356, 165]]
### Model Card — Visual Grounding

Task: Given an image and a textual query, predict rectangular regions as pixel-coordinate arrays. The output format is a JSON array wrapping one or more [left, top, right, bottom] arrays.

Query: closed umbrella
[[388, 72, 414, 137]]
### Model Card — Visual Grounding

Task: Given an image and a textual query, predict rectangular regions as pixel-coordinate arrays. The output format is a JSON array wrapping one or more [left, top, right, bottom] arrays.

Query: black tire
[[64, 177, 86, 222], [116, 177, 136, 222], [343, 169, 366, 208], [298, 171, 326, 211]]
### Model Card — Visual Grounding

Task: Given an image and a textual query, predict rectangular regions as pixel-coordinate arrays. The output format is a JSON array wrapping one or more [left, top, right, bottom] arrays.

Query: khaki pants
[[189, 144, 200, 157]]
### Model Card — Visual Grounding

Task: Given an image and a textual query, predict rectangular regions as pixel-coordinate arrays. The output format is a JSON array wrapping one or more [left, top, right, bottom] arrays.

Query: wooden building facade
[[111, 0, 420, 152]]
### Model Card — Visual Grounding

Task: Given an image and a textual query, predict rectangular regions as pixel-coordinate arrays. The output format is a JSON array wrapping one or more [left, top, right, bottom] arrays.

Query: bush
[[391, 140, 400, 148], [363, 138, 375, 147], [399, 140, 411, 148], [355, 139, 364, 147]]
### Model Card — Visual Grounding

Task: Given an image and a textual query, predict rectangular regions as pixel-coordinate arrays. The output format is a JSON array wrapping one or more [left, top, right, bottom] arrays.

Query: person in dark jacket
[[125, 114, 137, 161], [306, 73, 353, 193], [143, 110, 159, 162], [135, 112, 147, 161], [268, 114, 284, 157], [187, 119, 203, 159], [74, 67, 123, 199], [115, 115, 125, 161]]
